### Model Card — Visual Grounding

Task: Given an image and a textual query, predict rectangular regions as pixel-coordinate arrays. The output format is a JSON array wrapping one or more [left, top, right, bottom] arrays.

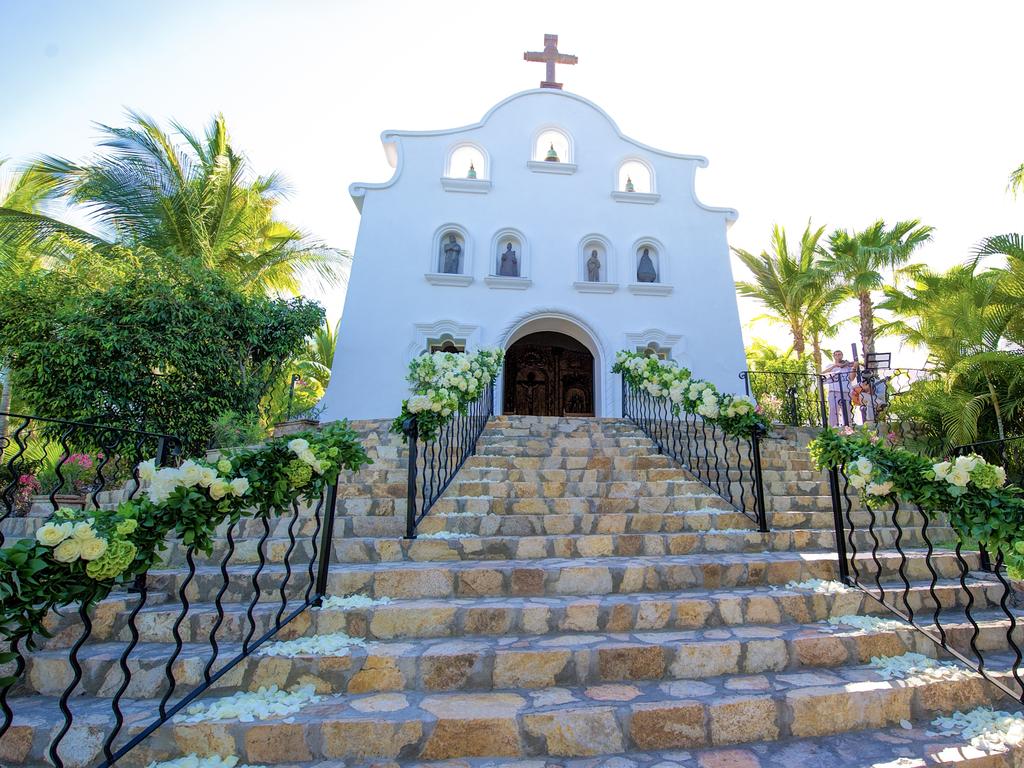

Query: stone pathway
[[2, 416, 1021, 767]]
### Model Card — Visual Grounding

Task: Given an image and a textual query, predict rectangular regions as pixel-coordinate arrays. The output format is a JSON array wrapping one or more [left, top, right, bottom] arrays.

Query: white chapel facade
[[320, 36, 746, 420]]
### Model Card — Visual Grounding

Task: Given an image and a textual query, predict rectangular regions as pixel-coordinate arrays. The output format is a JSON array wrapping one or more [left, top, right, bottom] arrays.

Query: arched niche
[[445, 143, 488, 180], [631, 237, 668, 285], [429, 223, 472, 277], [533, 127, 573, 164], [490, 228, 528, 278], [617, 158, 654, 193], [577, 234, 614, 284]]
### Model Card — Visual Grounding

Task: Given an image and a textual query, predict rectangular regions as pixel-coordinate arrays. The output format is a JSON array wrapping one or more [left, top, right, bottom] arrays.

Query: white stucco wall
[[320, 89, 747, 421]]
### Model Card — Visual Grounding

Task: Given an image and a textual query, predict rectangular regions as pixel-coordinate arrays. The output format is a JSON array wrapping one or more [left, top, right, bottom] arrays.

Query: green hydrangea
[[285, 459, 313, 487], [969, 462, 1001, 490], [85, 539, 138, 580], [115, 518, 138, 535], [217, 458, 233, 474]]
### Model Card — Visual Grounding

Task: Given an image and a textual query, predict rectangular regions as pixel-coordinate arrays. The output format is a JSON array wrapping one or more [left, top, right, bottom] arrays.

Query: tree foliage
[[0, 253, 324, 452]]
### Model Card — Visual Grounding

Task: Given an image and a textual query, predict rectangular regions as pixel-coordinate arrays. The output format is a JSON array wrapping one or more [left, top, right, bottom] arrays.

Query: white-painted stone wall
[[320, 89, 746, 420]]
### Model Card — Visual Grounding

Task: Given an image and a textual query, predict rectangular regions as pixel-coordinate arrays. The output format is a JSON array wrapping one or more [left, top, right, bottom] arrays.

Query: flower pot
[[273, 419, 320, 437], [28, 493, 87, 517]]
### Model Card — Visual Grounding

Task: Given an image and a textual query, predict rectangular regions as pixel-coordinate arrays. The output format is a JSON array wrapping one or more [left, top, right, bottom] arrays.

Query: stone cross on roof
[[523, 34, 577, 90]]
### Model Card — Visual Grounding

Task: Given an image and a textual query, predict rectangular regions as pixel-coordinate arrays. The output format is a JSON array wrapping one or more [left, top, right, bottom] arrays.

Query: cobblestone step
[[5, 661, 1012, 766], [141, 550, 982, 604]]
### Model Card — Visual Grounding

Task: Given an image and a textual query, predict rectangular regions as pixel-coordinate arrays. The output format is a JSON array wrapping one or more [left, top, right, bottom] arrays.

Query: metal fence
[[0, 412, 341, 767], [402, 384, 494, 538], [622, 378, 768, 532]]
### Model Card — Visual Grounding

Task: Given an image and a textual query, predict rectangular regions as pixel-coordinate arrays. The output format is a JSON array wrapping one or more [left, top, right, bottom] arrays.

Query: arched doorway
[[503, 331, 594, 416]]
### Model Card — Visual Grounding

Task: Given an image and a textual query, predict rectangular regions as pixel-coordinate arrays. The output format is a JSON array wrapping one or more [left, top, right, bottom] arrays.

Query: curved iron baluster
[[243, 516, 272, 653], [48, 591, 97, 768], [0, 634, 25, 739], [989, 551, 1024, 700], [48, 425, 76, 514], [864, 493, 886, 601], [889, 496, 914, 622], [305, 494, 326, 604], [103, 577, 148, 762], [838, 467, 860, 584], [954, 540, 985, 672], [915, 503, 947, 647], [160, 546, 196, 719], [204, 520, 237, 684], [276, 499, 303, 627]]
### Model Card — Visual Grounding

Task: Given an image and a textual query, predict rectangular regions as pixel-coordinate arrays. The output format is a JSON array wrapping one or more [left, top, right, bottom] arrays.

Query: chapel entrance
[[503, 332, 594, 416]]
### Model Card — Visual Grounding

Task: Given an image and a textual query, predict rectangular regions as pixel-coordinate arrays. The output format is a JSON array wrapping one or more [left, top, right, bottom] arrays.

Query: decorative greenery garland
[[613, 350, 770, 439], [391, 348, 504, 441], [809, 427, 1024, 578], [0, 421, 371, 675]]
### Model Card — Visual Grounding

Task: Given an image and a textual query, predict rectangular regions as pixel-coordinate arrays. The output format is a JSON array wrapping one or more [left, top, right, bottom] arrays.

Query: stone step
[[16, 612, 1023, 701], [466, 455, 678, 471], [158, 526, 962, 568], [141, 551, 982, 604], [455, 467, 693, 483], [440, 479, 716, 499], [428, 494, 734, 517], [32, 580, 1005, 650], [7, 660, 1012, 766]]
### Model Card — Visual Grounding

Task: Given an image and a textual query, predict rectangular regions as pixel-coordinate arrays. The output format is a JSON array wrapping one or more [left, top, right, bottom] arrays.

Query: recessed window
[[429, 334, 466, 354], [446, 144, 487, 180], [639, 342, 671, 360], [618, 160, 653, 193], [534, 129, 572, 164]]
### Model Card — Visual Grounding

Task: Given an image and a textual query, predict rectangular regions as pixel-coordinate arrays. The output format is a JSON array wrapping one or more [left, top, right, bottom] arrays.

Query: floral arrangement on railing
[[809, 426, 1024, 577], [0, 422, 371, 662], [391, 348, 503, 441], [613, 350, 769, 439]]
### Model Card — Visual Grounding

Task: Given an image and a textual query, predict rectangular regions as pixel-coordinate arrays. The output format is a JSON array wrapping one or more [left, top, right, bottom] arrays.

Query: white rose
[[53, 538, 82, 563], [230, 477, 250, 497], [994, 466, 1007, 487], [947, 467, 970, 487], [197, 466, 218, 488], [931, 461, 952, 480], [137, 458, 157, 483], [71, 521, 98, 542], [178, 460, 203, 488], [954, 455, 979, 473], [288, 438, 310, 453], [79, 537, 109, 561], [854, 457, 873, 477], [866, 481, 893, 497], [209, 479, 232, 500], [36, 522, 73, 547], [848, 474, 867, 489]]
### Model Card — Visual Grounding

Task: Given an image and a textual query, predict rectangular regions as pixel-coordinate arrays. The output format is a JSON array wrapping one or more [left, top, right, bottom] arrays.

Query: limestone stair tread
[[5, 660, 1017, 765]]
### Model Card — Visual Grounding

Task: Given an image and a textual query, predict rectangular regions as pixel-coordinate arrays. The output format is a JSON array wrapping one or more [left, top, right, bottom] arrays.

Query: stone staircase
[[2, 416, 1021, 767]]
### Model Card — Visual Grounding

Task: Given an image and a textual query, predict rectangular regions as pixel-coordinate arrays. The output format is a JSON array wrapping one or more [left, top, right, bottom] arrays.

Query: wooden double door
[[503, 332, 594, 417]]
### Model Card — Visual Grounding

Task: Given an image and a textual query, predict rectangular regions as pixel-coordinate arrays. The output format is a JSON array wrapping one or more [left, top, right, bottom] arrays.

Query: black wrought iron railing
[[0, 412, 342, 767], [828, 461, 1023, 704], [621, 379, 768, 532], [403, 383, 494, 538], [740, 370, 827, 428]]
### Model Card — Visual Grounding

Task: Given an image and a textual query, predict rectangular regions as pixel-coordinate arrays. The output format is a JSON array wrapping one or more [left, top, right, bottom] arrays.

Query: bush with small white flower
[[0, 421, 370, 657], [809, 426, 1024, 577], [391, 348, 504, 441], [613, 350, 769, 439]]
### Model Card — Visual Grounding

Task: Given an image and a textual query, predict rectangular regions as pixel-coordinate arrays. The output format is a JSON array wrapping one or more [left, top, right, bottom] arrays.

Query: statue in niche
[[441, 234, 462, 274], [637, 247, 658, 283], [499, 242, 519, 277], [586, 249, 602, 282]]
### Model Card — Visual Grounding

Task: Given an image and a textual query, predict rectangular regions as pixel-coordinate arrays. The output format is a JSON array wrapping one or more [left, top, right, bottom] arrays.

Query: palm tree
[[824, 219, 934, 361], [879, 265, 1022, 443], [972, 233, 1024, 342], [299, 317, 341, 383], [734, 221, 842, 371], [0, 112, 349, 296]]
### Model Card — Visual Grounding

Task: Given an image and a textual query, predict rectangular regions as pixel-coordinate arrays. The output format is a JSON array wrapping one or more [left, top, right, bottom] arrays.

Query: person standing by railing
[[823, 350, 855, 427]]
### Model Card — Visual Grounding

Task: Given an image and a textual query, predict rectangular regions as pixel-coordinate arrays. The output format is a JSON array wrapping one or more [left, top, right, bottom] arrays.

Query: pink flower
[[887, 432, 898, 443], [841, 426, 855, 436], [754, 404, 764, 414]]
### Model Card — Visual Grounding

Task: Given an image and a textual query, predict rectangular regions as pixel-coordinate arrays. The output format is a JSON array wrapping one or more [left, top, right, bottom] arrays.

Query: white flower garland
[[404, 348, 503, 416], [258, 632, 367, 658], [145, 756, 267, 768], [932, 707, 1024, 749], [138, 458, 250, 505], [869, 652, 966, 681], [178, 684, 323, 723], [318, 594, 392, 610]]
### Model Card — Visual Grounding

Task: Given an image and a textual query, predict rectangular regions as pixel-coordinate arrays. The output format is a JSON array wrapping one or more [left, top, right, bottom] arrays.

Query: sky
[[3, 0, 1023, 365]]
